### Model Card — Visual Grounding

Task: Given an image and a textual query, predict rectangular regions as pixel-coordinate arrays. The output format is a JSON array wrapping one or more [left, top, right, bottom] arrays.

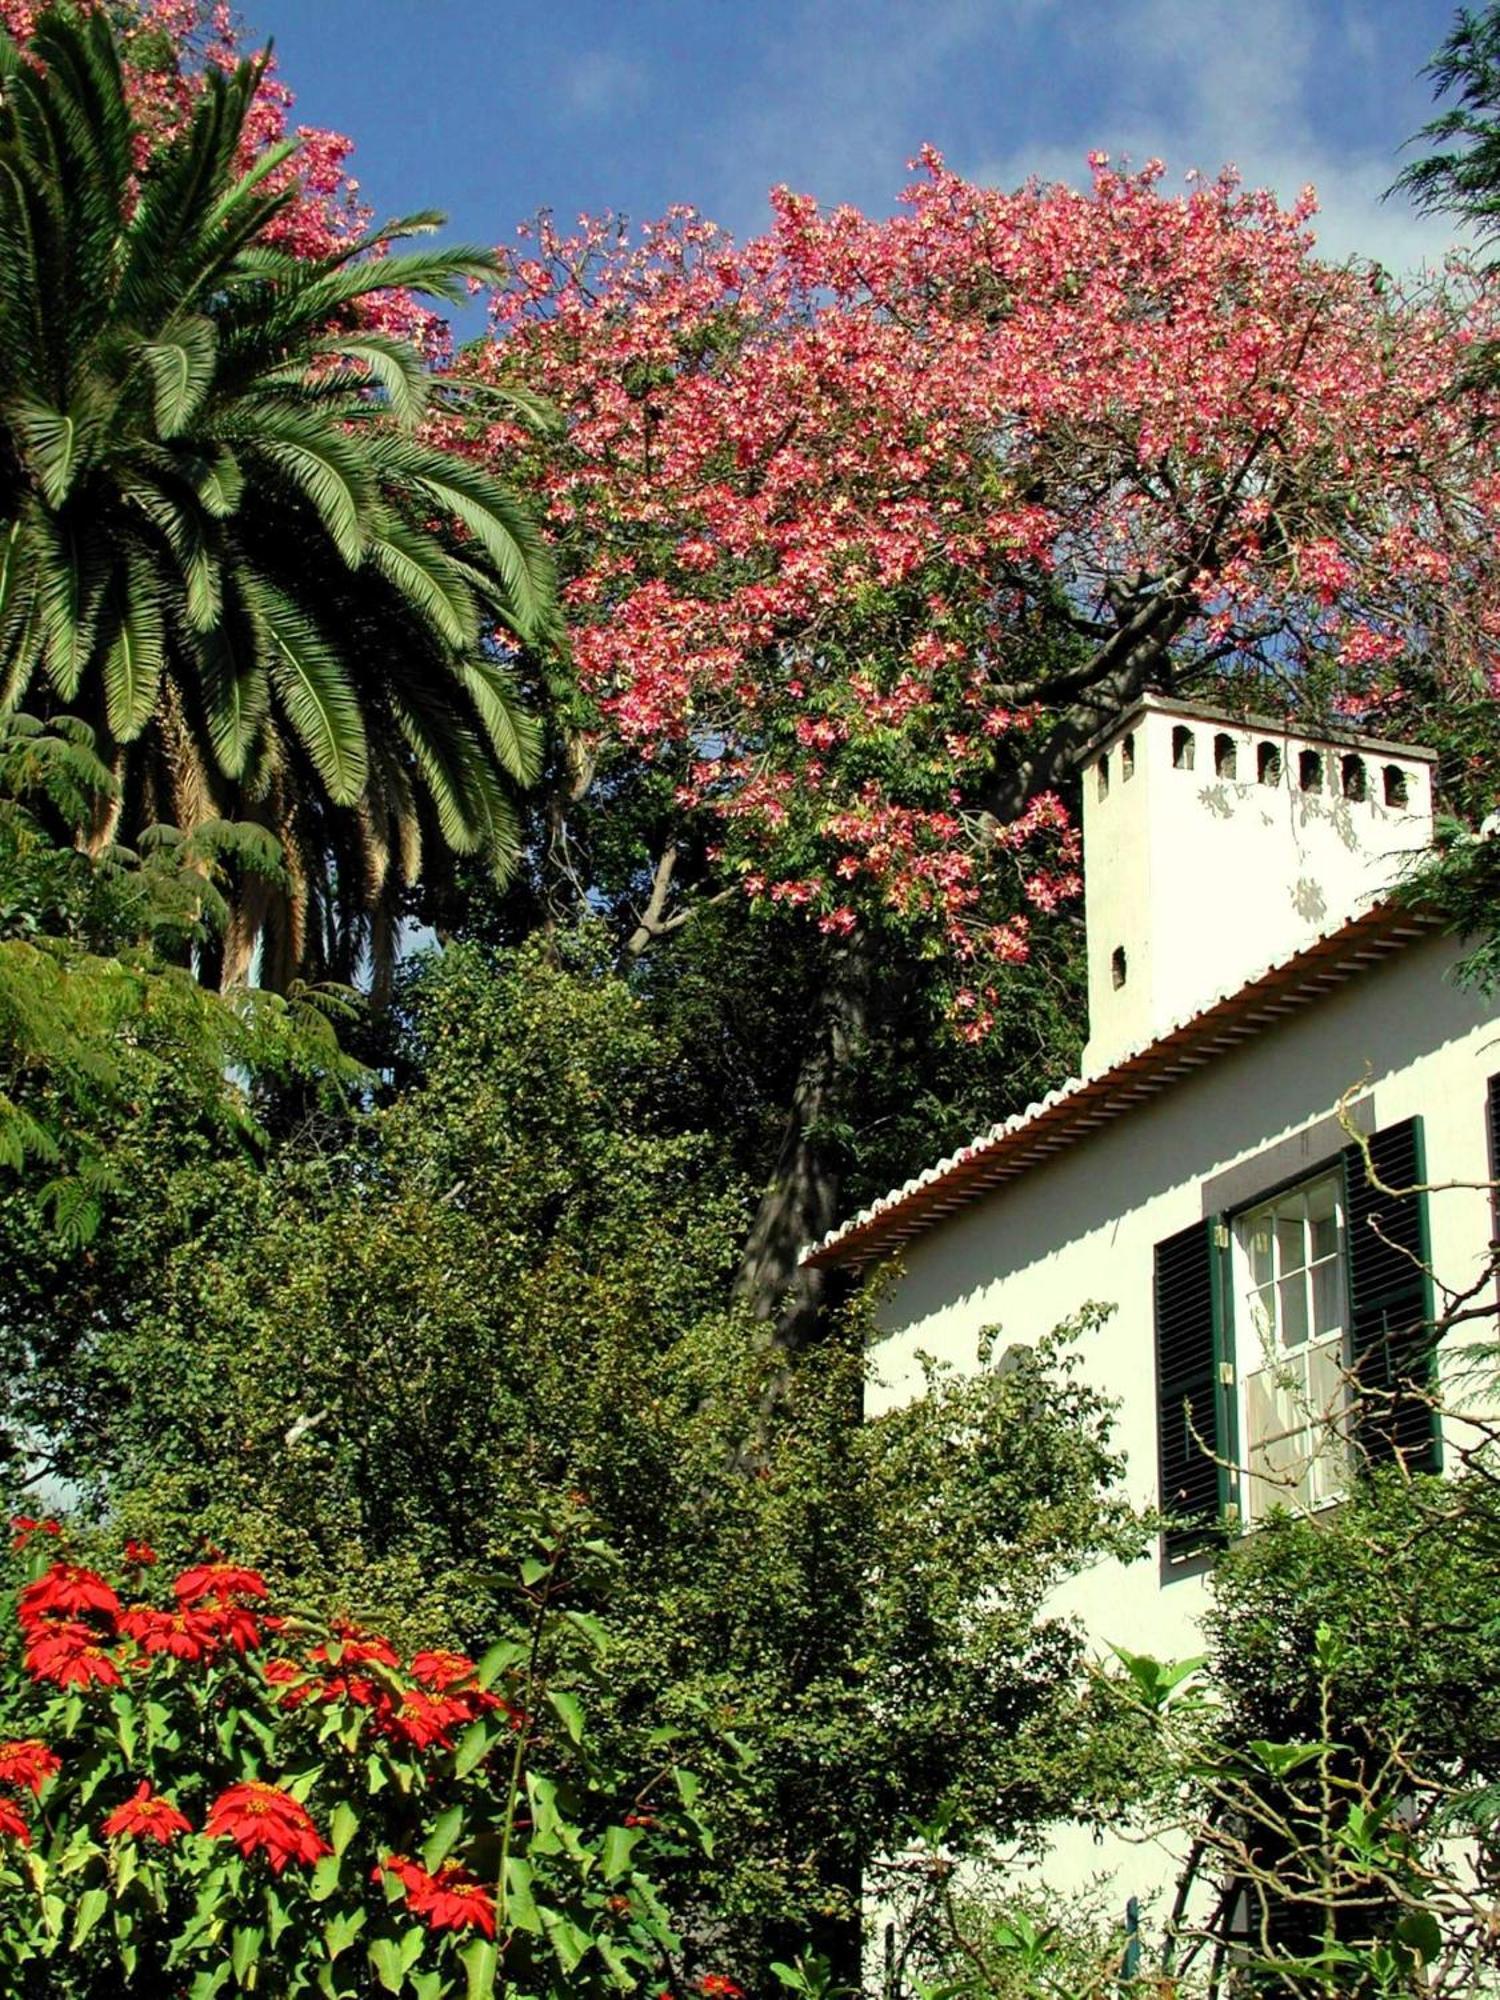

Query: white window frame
[[1231, 1167, 1352, 1524]]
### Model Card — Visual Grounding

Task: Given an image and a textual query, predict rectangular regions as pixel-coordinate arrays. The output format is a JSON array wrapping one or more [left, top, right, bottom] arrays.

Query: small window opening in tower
[[1258, 741, 1282, 786], [1341, 754, 1366, 802], [1097, 752, 1110, 799], [1111, 945, 1127, 990], [1121, 732, 1136, 780], [1214, 733, 1237, 780], [1299, 748, 1323, 793], [1172, 725, 1195, 771], [1383, 764, 1409, 809]]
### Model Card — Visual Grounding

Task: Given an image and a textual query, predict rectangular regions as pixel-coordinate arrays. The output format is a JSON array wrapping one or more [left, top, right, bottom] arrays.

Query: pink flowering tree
[[0, 1515, 712, 1998], [452, 155, 1500, 1323]]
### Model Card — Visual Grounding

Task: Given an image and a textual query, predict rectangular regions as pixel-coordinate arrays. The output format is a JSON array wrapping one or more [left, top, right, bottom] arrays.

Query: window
[[1152, 1119, 1437, 1564], [1121, 732, 1136, 780], [1383, 764, 1408, 808], [1214, 733, 1237, 779], [1111, 945, 1127, 989], [1341, 754, 1366, 802], [1258, 741, 1282, 786], [1172, 725, 1195, 771], [1298, 749, 1323, 793], [1235, 1174, 1348, 1522], [1097, 752, 1110, 799]]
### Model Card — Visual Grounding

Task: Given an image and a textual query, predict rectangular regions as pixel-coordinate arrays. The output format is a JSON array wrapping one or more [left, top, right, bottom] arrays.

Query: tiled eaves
[[800, 900, 1437, 1274]]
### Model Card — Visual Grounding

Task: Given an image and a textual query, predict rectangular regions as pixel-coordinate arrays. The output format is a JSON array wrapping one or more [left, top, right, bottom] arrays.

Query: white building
[[804, 694, 1500, 1906]]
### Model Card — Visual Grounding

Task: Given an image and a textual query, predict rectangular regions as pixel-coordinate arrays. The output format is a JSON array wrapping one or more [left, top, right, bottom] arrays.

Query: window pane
[[1279, 1272, 1309, 1349], [1249, 1226, 1274, 1288], [1311, 1258, 1343, 1338], [1306, 1339, 1348, 1427], [1250, 1285, 1277, 1345], [1277, 1213, 1305, 1277], [1310, 1209, 1339, 1262]]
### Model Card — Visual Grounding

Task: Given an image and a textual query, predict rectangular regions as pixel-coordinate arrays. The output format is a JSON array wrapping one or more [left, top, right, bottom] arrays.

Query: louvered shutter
[[1342, 1118, 1438, 1472], [1154, 1220, 1224, 1558]]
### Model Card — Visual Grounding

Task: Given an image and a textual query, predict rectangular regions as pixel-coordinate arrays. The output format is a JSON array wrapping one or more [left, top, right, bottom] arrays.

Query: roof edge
[[803, 899, 1440, 1274], [1076, 692, 1440, 768]]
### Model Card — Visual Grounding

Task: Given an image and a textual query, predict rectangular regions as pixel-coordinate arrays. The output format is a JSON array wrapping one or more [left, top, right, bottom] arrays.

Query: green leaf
[[601, 1823, 642, 1883], [16, 400, 78, 506], [1394, 1911, 1443, 1966], [561, 1609, 609, 1657], [323, 334, 429, 428], [142, 315, 218, 435], [230, 1925, 263, 1987], [421, 1803, 463, 1872], [368, 1937, 404, 1994], [542, 1909, 593, 1974], [190, 444, 244, 519], [322, 1907, 365, 1961], [503, 1854, 542, 1935], [329, 1802, 358, 1858], [72, 1885, 110, 1949], [475, 1640, 526, 1690], [460, 1935, 498, 2000], [309, 1854, 343, 1904], [546, 1688, 585, 1744], [454, 1718, 496, 1780], [247, 575, 367, 803], [1108, 1646, 1204, 1710], [102, 558, 165, 739], [1246, 1739, 1339, 1781]]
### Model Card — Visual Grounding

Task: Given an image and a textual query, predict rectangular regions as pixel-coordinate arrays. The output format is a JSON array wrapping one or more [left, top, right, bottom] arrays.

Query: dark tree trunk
[[733, 935, 871, 1342]]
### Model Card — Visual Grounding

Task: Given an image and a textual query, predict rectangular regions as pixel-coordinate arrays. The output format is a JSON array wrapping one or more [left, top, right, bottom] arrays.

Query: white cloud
[[560, 49, 649, 121], [967, 0, 1466, 273], [712, 0, 1465, 274]]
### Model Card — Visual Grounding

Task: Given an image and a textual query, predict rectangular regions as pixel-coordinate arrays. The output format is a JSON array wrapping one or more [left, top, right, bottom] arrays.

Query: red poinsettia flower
[[119, 1603, 223, 1662], [204, 1782, 330, 1873], [386, 1855, 496, 1936], [173, 1563, 267, 1607], [123, 1540, 158, 1567], [23, 1616, 123, 1690], [18, 1562, 120, 1630], [700, 1978, 745, 1998], [409, 1648, 480, 1692], [378, 1852, 431, 1895], [316, 1623, 399, 1669], [101, 1780, 191, 1844], [376, 1685, 477, 1752], [0, 1739, 60, 1796], [8, 1517, 60, 1553], [0, 1798, 31, 1845]]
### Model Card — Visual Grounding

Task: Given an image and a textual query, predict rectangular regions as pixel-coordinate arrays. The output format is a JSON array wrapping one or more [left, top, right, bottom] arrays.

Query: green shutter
[[1154, 1219, 1227, 1558], [1342, 1118, 1439, 1473]]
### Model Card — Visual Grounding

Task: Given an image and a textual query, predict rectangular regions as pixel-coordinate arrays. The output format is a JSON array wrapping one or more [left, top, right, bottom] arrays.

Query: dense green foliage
[[19, 937, 1144, 1971]]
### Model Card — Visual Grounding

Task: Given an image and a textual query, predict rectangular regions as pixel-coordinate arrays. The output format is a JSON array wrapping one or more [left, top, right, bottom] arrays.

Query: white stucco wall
[[1081, 703, 1434, 1075], [867, 932, 1500, 1908]]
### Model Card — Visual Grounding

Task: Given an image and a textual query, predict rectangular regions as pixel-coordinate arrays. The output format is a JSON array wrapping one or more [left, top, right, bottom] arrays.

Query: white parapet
[[1079, 696, 1435, 1077]]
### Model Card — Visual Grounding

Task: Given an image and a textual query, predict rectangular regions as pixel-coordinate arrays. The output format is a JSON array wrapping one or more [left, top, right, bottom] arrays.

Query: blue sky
[[244, 0, 1467, 300]]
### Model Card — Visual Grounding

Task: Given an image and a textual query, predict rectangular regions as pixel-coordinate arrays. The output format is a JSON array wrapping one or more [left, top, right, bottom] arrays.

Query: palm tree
[[0, 8, 559, 991]]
